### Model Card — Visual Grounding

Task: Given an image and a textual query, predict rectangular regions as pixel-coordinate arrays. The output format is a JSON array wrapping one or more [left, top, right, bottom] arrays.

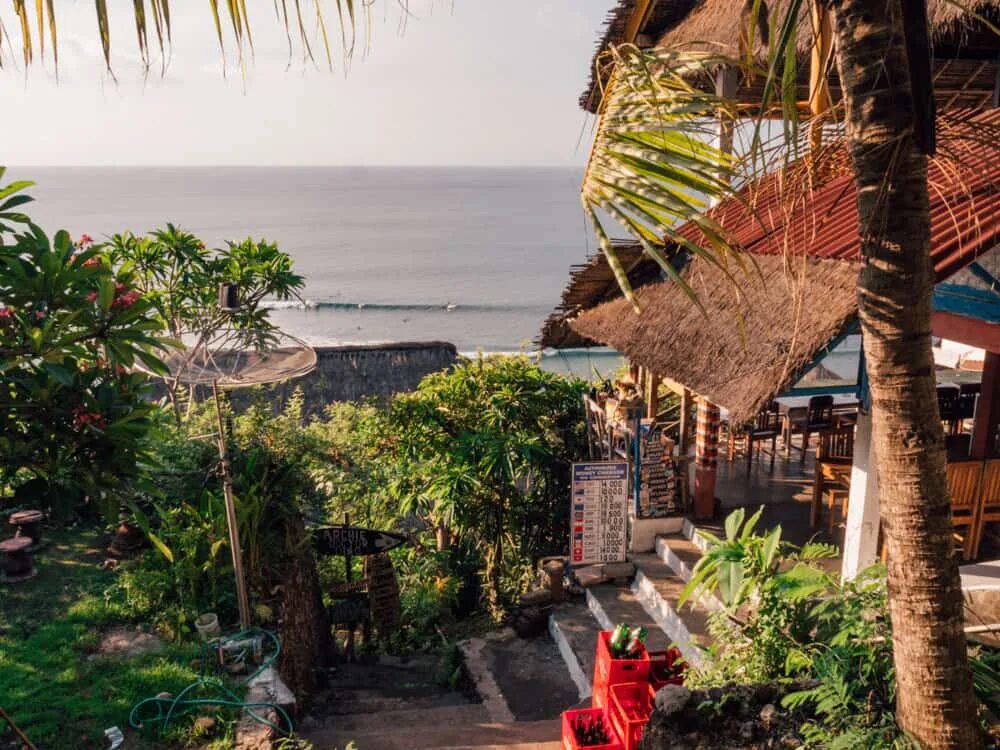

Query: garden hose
[[128, 627, 293, 737]]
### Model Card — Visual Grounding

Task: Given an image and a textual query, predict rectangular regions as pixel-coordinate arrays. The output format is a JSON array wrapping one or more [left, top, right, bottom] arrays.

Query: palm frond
[[581, 44, 741, 311], [0, 0, 409, 78]]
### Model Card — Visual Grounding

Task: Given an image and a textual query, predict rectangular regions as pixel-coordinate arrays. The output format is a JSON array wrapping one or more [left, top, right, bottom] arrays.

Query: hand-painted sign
[[313, 526, 408, 557], [364, 553, 402, 635], [571, 462, 628, 565]]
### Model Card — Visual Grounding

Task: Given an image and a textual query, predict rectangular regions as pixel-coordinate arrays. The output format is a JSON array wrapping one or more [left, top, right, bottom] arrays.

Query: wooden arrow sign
[[312, 526, 408, 557]]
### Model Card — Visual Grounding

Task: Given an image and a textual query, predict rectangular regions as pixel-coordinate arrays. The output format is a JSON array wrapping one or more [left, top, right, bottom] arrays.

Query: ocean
[[7, 166, 624, 379]]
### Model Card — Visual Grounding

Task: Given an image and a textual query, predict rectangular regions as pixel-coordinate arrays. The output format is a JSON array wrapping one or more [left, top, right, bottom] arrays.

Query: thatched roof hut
[[539, 240, 661, 348], [542, 108, 1000, 417], [569, 254, 860, 423], [581, 0, 1000, 113]]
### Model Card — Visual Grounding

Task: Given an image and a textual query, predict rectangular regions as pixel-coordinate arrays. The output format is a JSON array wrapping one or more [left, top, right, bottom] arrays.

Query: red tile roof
[[675, 108, 1000, 282]]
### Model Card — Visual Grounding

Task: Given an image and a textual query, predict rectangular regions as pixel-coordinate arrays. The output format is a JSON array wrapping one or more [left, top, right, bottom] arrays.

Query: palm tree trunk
[[829, 0, 982, 746]]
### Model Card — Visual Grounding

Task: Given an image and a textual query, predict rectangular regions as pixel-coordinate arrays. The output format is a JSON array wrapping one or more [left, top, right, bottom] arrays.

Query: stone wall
[[232, 341, 458, 414]]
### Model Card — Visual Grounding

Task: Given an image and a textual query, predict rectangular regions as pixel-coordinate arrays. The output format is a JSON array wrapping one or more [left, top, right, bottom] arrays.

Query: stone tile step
[[320, 687, 471, 715], [548, 599, 601, 701], [629, 552, 713, 669], [585, 583, 672, 653], [655, 533, 704, 584], [303, 718, 561, 749], [311, 703, 490, 734]]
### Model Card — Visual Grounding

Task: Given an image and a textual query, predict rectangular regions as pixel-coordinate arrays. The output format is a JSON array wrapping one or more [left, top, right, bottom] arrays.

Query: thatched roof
[[657, 0, 1000, 57], [568, 254, 860, 422], [580, 0, 1000, 113], [538, 240, 662, 348], [580, 0, 700, 112]]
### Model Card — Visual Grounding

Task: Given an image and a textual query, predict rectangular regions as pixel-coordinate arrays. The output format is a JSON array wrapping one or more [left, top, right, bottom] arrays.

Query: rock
[[98, 627, 164, 658], [759, 703, 777, 725], [654, 684, 691, 716], [192, 716, 216, 735], [518, 588, 553, 607]]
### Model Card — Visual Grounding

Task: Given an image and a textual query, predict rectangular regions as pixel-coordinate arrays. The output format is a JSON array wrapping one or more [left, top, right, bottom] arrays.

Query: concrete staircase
[[549, 518, 717, 698], [299, 655, 562, 750]]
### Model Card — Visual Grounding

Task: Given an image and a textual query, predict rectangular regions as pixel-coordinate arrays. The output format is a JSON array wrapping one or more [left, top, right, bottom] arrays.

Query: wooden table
[[811, 460, 853, 530]]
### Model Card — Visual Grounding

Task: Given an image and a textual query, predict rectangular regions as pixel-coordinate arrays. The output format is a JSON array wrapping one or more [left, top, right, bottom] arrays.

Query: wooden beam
[[624, 0, 658, 45], [808, 2, 833, 160], [931, 310, 1000, 352], [678, 388, 692, 456], [716, 66, 739, 160], [972, 352, 1000, 459]]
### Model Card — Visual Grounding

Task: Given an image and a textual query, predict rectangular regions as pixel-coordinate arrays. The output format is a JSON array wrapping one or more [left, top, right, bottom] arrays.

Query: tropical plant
[[388, 354, 587, 618], [587, 1, 989, 744], [0, 176, 171, 519], [681, 510, 910, 747]]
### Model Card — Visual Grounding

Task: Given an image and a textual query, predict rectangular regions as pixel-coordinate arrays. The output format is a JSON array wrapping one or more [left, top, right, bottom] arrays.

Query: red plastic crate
[[607, 683, 655, 750], [647, 647, 687, 691], [592, 631, 650, 708], [562, 707, 624, 750]]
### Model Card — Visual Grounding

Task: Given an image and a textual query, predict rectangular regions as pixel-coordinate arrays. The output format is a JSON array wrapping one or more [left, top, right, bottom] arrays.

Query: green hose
[[128, 627, 294, 737]]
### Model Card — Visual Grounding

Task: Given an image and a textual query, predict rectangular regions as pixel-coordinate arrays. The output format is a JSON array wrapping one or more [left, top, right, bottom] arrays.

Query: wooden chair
[[740, 402, 781, 477], [784, 395, 835, 462], [937, 385, 961, 434], [973, 458, 1000, 559], [810, 426, 854, 530], [946, 460, 984, 560]]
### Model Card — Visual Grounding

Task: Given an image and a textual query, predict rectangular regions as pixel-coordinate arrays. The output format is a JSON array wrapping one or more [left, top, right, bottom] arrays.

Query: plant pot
[[195, 612, 221, 641]]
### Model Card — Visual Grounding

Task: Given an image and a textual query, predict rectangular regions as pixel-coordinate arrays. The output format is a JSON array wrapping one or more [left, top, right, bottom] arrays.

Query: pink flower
[[35, 310, 46, 321], [0, 307, 13, 320], [83, 256, 102, 268], [86, 292, 98, 303], [80, 234, 93, 246]]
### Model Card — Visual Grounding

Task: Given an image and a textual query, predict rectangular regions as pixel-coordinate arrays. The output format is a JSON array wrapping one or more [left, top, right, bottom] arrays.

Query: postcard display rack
[[560, 630, 686, 750]]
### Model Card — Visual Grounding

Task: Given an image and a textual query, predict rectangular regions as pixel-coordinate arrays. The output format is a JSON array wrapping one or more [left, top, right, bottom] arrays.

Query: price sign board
[[570, 461, 628, 565]]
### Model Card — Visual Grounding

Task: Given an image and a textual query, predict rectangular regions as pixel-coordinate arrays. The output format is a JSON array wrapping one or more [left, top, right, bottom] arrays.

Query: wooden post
[[678, 388, 692, 456], [343, 512, 355, 661], [807, 1, 833, 158], [647, 372, 660, 420], [715, 66, 739, 158], [213, 382, 252, 631], [972, 351, 1000, 458], [693, 398, 720, 520], [841, 410, 881, 580]]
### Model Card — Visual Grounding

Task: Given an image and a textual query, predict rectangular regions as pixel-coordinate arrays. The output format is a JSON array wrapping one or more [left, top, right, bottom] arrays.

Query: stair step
[[548, 599, 601, 700], [321, 687, 471, 715], [303, 718, 561, 749], [585, 583, 671, 652], [629, 552, 712, 667], [316, 703, 490, 734], [655, 533, 704, 584]]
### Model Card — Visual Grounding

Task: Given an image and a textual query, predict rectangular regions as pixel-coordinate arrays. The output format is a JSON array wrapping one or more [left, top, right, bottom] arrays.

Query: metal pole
[[344, 512, 355, 661], [213, 381, 252, 631]]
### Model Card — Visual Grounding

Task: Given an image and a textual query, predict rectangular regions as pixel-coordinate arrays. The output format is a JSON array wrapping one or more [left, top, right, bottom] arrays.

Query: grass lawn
[[0, 527, 222, 749]]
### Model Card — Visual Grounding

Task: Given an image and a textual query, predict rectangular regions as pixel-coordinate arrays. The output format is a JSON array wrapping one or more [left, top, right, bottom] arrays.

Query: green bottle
[[609, 623, 629, 656], [625, 626, 648, 657]]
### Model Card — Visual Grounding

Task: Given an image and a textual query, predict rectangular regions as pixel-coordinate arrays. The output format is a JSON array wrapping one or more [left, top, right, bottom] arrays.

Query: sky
[[0, 1, 611, 167]]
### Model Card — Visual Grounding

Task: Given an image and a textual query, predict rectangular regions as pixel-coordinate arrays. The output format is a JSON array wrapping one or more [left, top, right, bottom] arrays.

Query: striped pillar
[[693, 398, 720, 520]]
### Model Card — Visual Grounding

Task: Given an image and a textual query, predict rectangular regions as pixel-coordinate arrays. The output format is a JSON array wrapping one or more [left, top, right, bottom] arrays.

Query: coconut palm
[[583, 1, 986, 746]]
